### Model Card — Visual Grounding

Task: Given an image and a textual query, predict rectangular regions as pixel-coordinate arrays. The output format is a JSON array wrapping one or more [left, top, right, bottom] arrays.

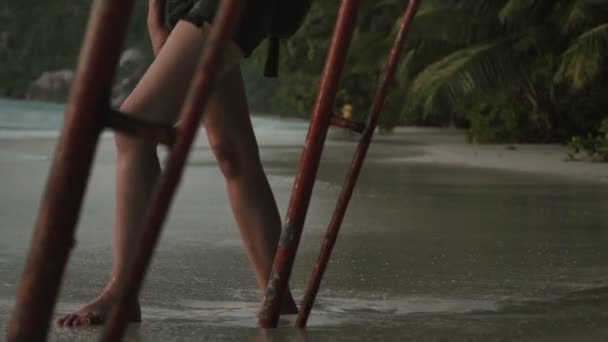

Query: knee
[[209, 137, 244, 180], [208, 129, 262, 180]]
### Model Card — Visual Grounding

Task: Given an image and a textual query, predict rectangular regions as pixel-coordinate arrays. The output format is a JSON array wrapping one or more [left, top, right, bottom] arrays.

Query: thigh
[[120, 21, 243, 124]]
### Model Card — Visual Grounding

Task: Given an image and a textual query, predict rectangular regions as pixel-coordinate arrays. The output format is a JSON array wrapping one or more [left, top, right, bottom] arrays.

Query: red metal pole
[[99, 1, 242, 340], [296, 0, 421, 328], [6, 1, 135, 340], [258, 0, 361, 328]]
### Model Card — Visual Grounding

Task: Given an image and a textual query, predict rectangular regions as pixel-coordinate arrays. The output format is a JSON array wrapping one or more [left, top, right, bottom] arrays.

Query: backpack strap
[[263, 0, 313, 78], [264, 36, 281, 78]]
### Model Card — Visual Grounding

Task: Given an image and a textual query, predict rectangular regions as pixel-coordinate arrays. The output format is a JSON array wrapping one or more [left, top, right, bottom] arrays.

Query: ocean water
[[1, 99, 608, 341], [0, 97, 310, 138]]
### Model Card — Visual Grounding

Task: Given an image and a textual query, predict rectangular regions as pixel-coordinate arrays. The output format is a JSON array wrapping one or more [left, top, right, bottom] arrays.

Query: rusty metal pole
[[99, 1, 242, 340], [296, 0, 421, 328], [258, 0, 361, 328], [6, 1, 136, 340]]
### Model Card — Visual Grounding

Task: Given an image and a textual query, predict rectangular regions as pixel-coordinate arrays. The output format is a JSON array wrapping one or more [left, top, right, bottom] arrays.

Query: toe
[[58, 314, 70, 327], [75, 316, 89, 326], [73, 316, 83, 326], [65, 314, 79, 327], [63, 314, 77, 327], [82, 312, 96, 326]]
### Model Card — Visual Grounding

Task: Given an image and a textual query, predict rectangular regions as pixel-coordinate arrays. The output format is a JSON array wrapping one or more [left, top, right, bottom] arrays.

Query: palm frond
[[560, 0, 594, 35], [499, 0, 536, 25], [394, 49, 416, 85], [410, 1, 503, 44], [555, 22, 608, 90], [409, 35, 522, 115]]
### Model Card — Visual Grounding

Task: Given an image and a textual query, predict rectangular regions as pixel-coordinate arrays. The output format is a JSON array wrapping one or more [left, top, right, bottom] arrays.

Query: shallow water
[[0, 99, 607, 341]]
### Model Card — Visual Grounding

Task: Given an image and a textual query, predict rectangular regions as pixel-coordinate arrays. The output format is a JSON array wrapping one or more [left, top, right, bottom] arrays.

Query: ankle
[[99, 278, 127, 300]]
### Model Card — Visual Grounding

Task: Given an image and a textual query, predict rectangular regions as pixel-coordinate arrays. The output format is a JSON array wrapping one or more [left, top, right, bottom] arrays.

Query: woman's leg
[[58, 20, 296, 327], [202, 66, 298, 314], [58, 21, 241, 327]]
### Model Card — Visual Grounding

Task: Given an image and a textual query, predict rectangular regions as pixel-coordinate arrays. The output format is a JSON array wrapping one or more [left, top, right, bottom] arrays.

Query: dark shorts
[[165, 0, 275, 57]]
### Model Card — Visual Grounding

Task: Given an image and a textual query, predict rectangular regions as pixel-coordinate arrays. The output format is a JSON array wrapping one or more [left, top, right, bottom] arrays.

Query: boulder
[[25, 69, 75, 103], [24, 48, 148, 105], [111, 48, 148, 107], [119, 48, 146, 70]]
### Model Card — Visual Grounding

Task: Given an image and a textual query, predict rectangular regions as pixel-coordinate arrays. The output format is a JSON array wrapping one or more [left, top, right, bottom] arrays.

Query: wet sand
[[369, 126, 608, 183], [1, 124, 607, 341]]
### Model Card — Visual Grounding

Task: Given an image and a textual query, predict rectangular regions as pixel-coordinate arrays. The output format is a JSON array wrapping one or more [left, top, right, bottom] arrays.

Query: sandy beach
[[1, 118, 607, 341], [366, 126, 608, 184]]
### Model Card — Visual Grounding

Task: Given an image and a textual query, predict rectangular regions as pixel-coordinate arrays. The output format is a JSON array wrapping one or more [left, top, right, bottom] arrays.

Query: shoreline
[[1, 124, 606, 184], [369, 126, 608, 184]]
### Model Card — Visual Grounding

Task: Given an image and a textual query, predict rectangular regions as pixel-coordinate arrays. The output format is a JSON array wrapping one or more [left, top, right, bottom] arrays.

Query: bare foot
[[57, 291, 141, 327]]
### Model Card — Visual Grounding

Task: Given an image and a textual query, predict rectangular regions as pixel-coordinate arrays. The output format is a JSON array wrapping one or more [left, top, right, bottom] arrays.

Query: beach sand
[[1, 124, 607, 341], [367, 126, 608, 183]]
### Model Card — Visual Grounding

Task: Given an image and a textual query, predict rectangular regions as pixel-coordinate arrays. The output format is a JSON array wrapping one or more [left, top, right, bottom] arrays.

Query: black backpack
[[264, 0, 313, 77]]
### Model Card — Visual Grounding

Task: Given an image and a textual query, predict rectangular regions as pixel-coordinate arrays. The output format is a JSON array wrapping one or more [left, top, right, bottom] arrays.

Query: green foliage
[[403, 0, 608, 145], [463, 93, 537, 143], [272, 0, 608, 145], [568, 119, 608, 162], [555, 23, 608, 91]]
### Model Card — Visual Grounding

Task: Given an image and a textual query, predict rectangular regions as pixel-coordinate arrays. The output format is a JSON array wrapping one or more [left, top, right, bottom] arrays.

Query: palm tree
[[400, 0, 608, 142]]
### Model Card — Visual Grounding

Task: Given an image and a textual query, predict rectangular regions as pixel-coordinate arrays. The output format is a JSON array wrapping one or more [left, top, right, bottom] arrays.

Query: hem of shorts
[[178, 18, 255, 58]]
